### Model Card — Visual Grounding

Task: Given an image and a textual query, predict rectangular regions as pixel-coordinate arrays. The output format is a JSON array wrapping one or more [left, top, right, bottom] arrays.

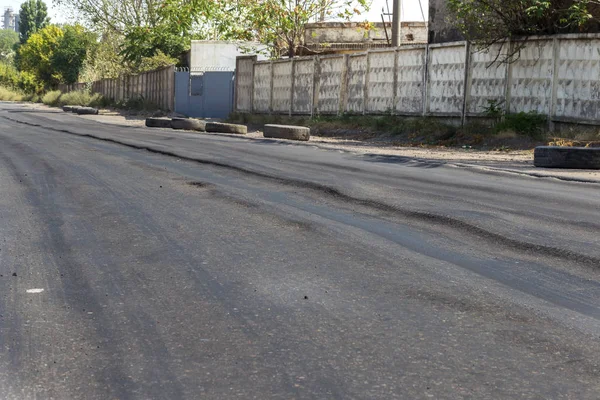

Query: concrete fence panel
[[554, 37, 600, 122], [346, 54, 367, 113], [467, 44, 508, 115], [317, 55, 344, 114], [234, 34, 600, 126], [272, 61, 293, 113], [293, 58, 315, 114], [509, 39, 554, 115], [235, 56, 256, 112], [366, 50, 396, 113], [395, 46, 426, 114], [253, 62, 272, 113], [427, 43, 467, 115]]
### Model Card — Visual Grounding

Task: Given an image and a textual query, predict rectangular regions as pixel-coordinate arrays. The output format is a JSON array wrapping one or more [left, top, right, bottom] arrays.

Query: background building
[[3, 7, 19, 32]]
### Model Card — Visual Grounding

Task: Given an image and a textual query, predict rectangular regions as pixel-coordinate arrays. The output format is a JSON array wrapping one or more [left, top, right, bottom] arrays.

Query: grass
[[229, 111, 600, 150], [0, 86, 24, 101], [42, 90, 62, 106], [40, 89, 159, 113], [113, 96, 158, 112], [228, 113, 500, 148], [40, 90, 107, 108]]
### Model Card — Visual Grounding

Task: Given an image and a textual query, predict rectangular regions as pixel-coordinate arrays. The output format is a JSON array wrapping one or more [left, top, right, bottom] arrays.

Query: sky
[[364, 0, 428, 22], [0, 0, 429, 28]]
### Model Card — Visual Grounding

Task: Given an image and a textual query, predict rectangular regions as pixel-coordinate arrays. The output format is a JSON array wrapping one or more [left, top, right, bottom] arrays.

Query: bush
[[42, 90, 62, 106], [87, 93, 105, 108], [58, 90, 94, 106], [0, 86, 23, 101], [17, 71, 43, 94], [495, 112, 547, 139], [41, 89, 106, 108], [22, 93, 42, 103]]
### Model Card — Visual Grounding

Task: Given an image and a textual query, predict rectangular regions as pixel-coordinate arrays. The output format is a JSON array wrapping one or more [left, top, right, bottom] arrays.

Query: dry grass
[[0, 86, 23, 101]]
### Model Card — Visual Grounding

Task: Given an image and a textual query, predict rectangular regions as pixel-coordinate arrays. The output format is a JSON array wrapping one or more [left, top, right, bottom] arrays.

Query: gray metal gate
[[175, 68, 235, 119]]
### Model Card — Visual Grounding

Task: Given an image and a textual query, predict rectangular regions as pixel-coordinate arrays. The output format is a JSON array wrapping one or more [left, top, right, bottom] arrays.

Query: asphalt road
[[1, 102, 600, 399]]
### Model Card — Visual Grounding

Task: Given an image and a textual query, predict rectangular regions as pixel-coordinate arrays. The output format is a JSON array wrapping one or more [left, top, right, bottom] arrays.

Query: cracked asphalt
[[1, 102, 600, 399]]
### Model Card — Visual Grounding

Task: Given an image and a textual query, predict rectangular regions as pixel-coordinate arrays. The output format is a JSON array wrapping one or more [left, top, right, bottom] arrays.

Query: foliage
[[19, 0, 50, 44], [79, 33, 128, 81], [18, 24, 95, 88], [222, 0, 371, 58], [47, 89, 104, 107], [495, 112, 548, 138], [138, 51, 179, 73], [0, 62, 20, 88], [0, 30, 20, 62], [41, 89, 62, 105], [17, 70, 43, 93], [447, 0, 600, 59], [118, 0, 214, 67], [54, 0, 160, 34], [482, 99, 547, 138], [50, 25, 97, 84], [18, 25, 63, 87], [0, 86, 24, 101], [0, 62, 43, 93]]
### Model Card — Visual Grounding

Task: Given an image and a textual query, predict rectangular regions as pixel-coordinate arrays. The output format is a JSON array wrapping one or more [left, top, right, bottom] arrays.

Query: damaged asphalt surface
[[0, 102, 600, 399]]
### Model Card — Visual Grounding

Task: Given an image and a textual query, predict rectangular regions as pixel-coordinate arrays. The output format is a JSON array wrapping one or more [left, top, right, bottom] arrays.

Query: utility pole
[[391, 0, 401, 47]]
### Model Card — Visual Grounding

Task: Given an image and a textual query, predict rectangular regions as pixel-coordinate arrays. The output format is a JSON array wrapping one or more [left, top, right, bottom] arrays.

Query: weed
[[114, 96, 157, 111], [59, 90, 95, 106], [42, 90, 62, 106], [0, 86, 23, 101], [495, 112, 547, 139]]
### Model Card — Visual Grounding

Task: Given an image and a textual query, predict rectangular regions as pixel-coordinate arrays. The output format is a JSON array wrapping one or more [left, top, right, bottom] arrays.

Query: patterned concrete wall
[[468, 45, 508, 114], [272, 61, 293, 113], [235, 34, 600, 126], [317, 56, 344, 114], [293, 59, 315, 114], [252, 62, 272, 113], [366, 50, 396, 113], [509, 40, 554, 114], [235, 57, 255, 112], [346, 54, 367, 113], [555, 38, 600, 121], [428, 44, 466, 114], [396, 47, 426, 114]]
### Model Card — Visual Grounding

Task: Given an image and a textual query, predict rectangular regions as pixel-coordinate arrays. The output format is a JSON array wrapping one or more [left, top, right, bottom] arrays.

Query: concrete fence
[[235, 34, 600, 126], [58, 66, 175, 111]]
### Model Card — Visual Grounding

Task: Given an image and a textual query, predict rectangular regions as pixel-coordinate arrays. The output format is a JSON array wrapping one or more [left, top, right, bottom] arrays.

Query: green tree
[[213, 0, 371, 58], [18, 25, 63, 87], [19, 0, 50, 44], [447, 0, 600, 58], [51, 25, 97, 84], [0, 29, 19, 62]]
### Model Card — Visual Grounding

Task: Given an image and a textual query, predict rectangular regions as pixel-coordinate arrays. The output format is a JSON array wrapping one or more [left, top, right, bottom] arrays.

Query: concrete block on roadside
[[145, 117, 173, 128], [76, 107, 99, 115], [171, 118, 206, 131], [534, 146, 600, 169], [263, 124, 310, 141], [205, 122, 247, 135]]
